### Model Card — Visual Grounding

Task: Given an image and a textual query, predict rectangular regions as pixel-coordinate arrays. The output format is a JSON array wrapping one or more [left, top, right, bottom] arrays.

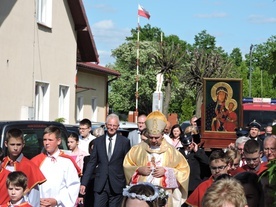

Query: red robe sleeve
[[186, 177, 213, 207], [3, 156, 46, 192], [0, 168, 10, 205]]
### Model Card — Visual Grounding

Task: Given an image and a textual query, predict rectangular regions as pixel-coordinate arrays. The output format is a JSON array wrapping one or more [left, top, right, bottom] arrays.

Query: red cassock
[[230, 162, 268, 176], [31, 151, 82, 176], [2, 156, 46, 192], [186, 176, 214, 207], [0, 201, 32, 207], [0, 168, 10, 205]]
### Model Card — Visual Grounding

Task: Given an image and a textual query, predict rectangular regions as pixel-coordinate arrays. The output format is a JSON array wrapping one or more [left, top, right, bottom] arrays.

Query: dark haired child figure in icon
[[224, 99, 238, 132]]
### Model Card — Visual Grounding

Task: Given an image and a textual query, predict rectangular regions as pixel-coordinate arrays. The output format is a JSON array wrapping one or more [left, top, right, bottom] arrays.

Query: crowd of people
[[0, 113, 275, 207]]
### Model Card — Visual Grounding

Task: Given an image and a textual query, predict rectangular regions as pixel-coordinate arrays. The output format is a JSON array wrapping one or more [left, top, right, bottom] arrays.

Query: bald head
[[137, 115, 147, 131], [164, 121, 171, 135], [264, 135, 276, 161]]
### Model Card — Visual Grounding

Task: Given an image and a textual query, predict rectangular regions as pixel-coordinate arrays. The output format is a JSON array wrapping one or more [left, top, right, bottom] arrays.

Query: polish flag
[[138, 4, 150, 19]]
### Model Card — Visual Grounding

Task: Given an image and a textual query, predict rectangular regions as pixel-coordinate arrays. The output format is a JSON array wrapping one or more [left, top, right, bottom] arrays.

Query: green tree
[[152, 38, 187, 117], [244, 36, 276, 97], [184, 48, 234, 117], [109, 40, 158, 115]]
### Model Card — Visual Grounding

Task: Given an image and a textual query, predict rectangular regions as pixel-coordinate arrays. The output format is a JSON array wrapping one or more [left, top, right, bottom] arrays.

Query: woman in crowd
[[169, 124, 183, 149]]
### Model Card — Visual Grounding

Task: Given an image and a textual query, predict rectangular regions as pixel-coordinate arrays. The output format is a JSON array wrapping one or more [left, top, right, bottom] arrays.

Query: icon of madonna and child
[[205, 82, 238, 132]]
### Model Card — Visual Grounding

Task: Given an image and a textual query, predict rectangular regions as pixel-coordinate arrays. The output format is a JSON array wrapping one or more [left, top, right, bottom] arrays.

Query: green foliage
[[126, 24, 163, 42], [108, 24, 276, 119], [179, 97, 196, 123], [229, 48, 243, 67], [193, 30, 216, 51], [55, 117, 65, 123], [109, 40, 158, 115]]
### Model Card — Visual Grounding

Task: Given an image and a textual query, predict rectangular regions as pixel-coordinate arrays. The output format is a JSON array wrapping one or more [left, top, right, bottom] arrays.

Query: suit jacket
[[179, 148, 210, 192], [81, 133, 130, 194], [127, 129, 140, 147]]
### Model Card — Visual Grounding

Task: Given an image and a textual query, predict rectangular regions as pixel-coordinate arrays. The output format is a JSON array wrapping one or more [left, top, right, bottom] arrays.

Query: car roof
[[119, 121, 137, 130]]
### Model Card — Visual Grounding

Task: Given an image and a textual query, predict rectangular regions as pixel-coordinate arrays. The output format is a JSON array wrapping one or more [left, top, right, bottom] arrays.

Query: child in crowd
[[231, 139, 267, 176], [186, 149, 231, 207], [121, 182, 168, 207], [225, 148, 241, 174], [2, 128, 46, 207], [31, 125, 81, 207], [2, 171, 32, 207], [67, 132, 88, 172]]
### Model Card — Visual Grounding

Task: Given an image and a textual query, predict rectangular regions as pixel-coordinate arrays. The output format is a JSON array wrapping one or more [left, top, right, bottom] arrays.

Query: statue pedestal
[[152, 92, 163, 112]]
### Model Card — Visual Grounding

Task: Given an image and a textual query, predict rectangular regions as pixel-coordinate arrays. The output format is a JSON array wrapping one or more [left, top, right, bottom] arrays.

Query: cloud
[[248, 15, 276, 24], [194, 12, 227, 19], [92, 4, 117, 13], [91, 20, 131, 65], [91, 20, 130, 48]]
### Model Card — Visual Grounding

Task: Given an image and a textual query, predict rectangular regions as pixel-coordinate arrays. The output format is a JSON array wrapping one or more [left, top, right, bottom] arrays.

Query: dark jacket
[[179, 148, 210, 192], [81, 133, 130, 194]]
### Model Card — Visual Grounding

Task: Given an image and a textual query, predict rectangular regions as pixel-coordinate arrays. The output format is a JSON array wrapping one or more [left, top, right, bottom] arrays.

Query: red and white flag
[[138, 4, 150, 19]]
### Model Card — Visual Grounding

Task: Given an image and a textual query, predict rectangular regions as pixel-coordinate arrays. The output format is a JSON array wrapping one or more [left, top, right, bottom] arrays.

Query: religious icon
[[203, 78, 242, 132], [206, 82, 233, 131]]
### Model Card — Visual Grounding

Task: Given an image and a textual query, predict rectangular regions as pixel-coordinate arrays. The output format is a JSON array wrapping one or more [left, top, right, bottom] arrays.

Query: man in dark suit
[[80, 114, 131, 207], [179, 134, 210, 197]]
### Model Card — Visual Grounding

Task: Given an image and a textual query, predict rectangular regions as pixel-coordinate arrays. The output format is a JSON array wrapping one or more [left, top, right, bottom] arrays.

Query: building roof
[[77, 62, 120, 76], [67, 0, 99, 63]]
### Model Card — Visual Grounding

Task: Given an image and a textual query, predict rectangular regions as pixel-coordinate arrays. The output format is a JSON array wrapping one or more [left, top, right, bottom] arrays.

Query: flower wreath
[[123, 182, 169, 202]]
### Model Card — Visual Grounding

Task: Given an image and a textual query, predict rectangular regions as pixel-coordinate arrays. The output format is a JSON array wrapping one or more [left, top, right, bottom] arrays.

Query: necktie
[[49, 156, 56, 162], [108, 137, 113, 161], [8, 160, 15, 166]]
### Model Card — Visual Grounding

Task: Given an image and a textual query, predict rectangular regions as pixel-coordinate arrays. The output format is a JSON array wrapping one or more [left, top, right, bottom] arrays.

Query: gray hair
[[93, 127, 105, 137], [106, 113, 120, 125], [235, 136, 250, 146], [264, 135, 276, 144]]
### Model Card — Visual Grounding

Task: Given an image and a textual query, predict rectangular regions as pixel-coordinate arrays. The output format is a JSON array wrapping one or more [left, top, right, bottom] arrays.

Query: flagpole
[[135, 15, 140, 123], [157, 32, 163, 111]]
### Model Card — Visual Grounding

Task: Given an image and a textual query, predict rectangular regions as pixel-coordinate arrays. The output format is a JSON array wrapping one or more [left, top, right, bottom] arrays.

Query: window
[[91, 97, 97, 121], [77, 96, 83, 122], [59, 85, 69, 123], [36, 0, 52, 27], [35, 82, 49, 120]]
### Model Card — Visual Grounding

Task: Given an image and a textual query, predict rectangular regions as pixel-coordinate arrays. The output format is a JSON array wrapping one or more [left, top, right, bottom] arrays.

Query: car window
[[23, 132, 41, 159], [2, 124, 68, 159], [22, 128, 68, 159]]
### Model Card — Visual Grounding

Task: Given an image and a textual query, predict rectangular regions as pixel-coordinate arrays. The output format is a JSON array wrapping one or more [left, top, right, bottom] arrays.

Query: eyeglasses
[[210, 165, 227, 171], [106, 124, 118, 128], [233, 163, 240, 168], [264, 148, 276, 153], [237, 148, 244, 152], [79, 127, 89, 131], [245, 157, 259, 162]]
